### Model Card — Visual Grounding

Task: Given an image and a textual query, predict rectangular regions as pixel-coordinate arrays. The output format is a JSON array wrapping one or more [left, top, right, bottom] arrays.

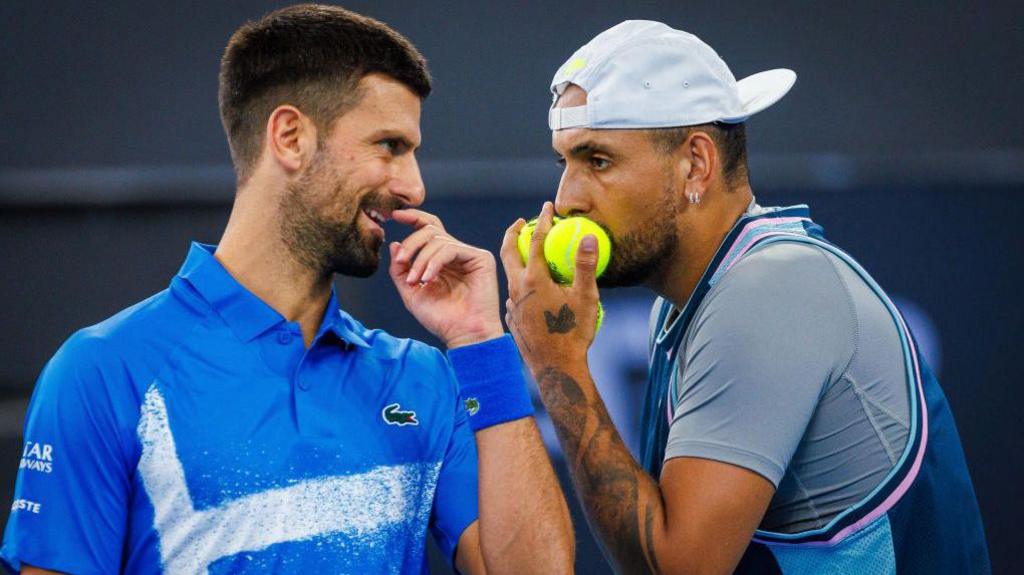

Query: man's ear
[[265, 105, 317, 174], [682, 130, 718, 197]]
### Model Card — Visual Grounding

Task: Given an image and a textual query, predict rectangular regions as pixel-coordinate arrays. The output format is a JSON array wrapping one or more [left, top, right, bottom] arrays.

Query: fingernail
[[581, 235, 597, 253], [396, 249, 406, 261]]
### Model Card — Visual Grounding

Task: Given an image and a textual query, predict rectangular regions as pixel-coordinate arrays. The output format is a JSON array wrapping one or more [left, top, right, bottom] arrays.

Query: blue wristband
[[447, 334, 534, 432]]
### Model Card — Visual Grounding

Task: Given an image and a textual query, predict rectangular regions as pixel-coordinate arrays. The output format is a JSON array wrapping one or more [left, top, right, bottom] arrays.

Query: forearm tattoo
[[536, 367, 661, 574]]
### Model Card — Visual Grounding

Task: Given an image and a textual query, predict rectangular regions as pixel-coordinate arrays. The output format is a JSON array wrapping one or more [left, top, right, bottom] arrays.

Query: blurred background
[[1, 1, 1021, 572]]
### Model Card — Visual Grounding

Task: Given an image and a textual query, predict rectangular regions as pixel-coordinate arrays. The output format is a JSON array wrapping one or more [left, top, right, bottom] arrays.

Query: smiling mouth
[[363, 208, 391, 228]]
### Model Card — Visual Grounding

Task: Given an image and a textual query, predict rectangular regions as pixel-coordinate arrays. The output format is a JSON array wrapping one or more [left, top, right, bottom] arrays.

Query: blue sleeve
[[1, 332, 138, 575], [428, 359, 480, 568]]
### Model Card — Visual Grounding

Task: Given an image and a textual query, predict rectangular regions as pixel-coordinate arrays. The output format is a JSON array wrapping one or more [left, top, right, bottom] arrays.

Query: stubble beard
[[278, 152, 384, 279], [598, 183, 679, 288]]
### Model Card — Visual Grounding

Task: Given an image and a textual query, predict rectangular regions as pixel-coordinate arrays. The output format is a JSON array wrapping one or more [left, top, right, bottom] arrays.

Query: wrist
[[444, 322, 505, 349], [447, 335, 535, 432], [525, 352, 589, 378]]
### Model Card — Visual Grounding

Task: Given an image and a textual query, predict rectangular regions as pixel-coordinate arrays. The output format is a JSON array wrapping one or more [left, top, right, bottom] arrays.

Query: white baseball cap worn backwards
[[549, 20, 796, 131]]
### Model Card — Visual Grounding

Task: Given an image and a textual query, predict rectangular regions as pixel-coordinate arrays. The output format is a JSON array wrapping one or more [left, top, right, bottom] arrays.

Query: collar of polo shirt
[[177, 243, 370, 349]]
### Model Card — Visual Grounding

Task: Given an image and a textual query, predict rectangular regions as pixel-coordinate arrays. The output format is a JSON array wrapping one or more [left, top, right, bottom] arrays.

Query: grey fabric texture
[[656, 241, 910, 534]]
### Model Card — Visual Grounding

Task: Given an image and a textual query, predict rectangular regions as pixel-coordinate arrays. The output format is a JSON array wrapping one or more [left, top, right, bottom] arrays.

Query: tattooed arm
[[499, 205, 775, 574], [535, 365, 774, 574]]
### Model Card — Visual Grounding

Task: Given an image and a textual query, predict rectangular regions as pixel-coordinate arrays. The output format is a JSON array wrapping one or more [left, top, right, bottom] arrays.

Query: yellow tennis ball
[[517, 216, 560, 270], [517, 216, 608, 334], [517, 216, 611, 284], [544, 216, 611, 284]]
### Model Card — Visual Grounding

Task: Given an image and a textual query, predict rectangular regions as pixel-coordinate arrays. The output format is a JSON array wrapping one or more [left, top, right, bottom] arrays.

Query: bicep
[[454, 520, 486, 575], [1, 335, 134, 574], [656, 457, 775, 574]]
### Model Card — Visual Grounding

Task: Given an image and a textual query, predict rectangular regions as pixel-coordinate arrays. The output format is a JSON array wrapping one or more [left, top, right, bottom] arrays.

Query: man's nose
[[391, 155, 425, 208], [553, 168, 591, 217]]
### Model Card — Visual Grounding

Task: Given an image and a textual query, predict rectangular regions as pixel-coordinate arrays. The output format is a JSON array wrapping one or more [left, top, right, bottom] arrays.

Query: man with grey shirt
[[501, 20, 988, 573]]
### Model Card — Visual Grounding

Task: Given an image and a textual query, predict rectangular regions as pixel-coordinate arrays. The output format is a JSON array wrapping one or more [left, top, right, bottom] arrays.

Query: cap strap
[[548, 106, 588, 130]]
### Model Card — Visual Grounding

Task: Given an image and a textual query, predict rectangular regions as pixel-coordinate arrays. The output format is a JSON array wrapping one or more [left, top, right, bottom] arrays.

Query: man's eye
[[590, 157, 609, 170], [380, 139, 404, 154]]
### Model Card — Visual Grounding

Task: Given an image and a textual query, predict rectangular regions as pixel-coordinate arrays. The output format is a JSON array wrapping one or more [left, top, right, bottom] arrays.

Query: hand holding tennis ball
[[518, 215, 610, 332]]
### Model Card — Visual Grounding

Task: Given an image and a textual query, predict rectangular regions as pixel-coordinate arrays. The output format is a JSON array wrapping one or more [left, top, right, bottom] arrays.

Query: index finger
[[526, 201, 556, 279], [391, 208, 445, 232], [498, 218, 527, 276]]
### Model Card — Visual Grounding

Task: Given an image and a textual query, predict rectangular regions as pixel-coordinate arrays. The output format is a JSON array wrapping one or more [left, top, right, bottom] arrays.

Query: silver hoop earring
[[688, 192, 701, 205]]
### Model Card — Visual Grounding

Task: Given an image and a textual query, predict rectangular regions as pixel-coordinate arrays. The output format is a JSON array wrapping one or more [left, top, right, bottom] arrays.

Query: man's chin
[[328, 241, 382, 278], [332, 258, 379, 278], [597, 275, 641, 289], [598, 262, 658, 288]]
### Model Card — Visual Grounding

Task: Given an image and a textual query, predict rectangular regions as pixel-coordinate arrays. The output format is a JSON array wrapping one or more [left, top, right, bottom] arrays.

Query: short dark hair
[[218, 4, 432, 183], [648, 122, 748, 185]]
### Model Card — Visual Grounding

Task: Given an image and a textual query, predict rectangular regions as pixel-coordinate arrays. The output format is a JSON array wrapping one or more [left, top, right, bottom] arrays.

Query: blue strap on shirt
[[447, 334, 534, 431]]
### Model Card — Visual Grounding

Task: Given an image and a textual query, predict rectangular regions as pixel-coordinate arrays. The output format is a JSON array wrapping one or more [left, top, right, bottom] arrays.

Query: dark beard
[[598, 186, 679, 288], [278, 155, 398, 278]]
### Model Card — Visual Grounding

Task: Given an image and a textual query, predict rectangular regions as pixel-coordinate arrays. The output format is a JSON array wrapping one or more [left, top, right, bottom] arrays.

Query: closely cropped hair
[[649, 123, 748, 186], [219, 4, 432, 183]]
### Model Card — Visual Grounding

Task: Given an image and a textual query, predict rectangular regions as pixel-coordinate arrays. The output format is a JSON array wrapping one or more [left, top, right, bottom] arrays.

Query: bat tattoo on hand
[[544, 304, 576, 334]]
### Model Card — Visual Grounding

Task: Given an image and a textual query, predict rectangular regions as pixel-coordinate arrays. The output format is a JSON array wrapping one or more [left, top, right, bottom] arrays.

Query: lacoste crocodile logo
[[382, 403, 418, 426], [464, 397, 480, 416]]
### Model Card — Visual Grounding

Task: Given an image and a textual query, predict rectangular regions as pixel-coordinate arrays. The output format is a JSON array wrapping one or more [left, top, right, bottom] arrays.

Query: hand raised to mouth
[[387, 208, 503, 350]]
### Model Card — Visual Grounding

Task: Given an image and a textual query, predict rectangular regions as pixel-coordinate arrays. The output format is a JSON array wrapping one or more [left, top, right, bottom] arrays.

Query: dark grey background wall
[[2, 1, 1022, 573], [3, 1, 1023, 168]]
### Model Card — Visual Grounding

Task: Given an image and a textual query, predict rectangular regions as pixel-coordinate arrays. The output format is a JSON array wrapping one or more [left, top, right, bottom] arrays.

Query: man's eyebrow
[[553, 141, 607, 158], [571, 142, 607, 157]]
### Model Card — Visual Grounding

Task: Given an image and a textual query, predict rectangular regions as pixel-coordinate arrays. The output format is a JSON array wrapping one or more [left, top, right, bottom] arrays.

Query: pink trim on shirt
[[754, 263, 929, 548]]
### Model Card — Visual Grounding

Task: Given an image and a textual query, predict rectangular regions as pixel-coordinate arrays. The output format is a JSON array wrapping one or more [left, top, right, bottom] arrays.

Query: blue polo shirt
[[1, 243, 479, 574]]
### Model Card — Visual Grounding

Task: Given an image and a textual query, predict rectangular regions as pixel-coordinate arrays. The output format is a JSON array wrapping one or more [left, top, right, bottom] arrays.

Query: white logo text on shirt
[[20, 441, 53, 474]]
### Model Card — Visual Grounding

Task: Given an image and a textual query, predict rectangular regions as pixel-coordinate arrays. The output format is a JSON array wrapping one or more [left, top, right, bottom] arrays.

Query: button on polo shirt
[[1, 242, 479, 575]]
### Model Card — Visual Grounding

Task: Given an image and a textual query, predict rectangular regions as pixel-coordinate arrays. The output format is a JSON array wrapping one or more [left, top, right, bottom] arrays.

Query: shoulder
[[690, 240, 856, 368], [44, 287, 206, 401], [727, 240, 840, 284], [337, 312, 455, 391], [343, 312, 446, 364], [706, 240, 853, 313]]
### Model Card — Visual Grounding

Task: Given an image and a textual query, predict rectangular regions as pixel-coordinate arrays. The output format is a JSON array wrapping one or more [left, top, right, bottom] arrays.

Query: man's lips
[[361, 207, 391, 237], [364, 207, 391, 226]]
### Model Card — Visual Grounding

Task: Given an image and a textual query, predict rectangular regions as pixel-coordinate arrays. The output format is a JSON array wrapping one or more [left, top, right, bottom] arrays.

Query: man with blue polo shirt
[[1, 5, 573, 574]]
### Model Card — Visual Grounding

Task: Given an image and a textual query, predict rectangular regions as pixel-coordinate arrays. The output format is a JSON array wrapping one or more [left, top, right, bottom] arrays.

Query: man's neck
[[650, 185, 753, 310], [215, 197, 334, 348]]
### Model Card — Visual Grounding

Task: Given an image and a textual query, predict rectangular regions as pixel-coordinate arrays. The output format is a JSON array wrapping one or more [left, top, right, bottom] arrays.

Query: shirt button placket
[[295, 349, 312, 391]]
